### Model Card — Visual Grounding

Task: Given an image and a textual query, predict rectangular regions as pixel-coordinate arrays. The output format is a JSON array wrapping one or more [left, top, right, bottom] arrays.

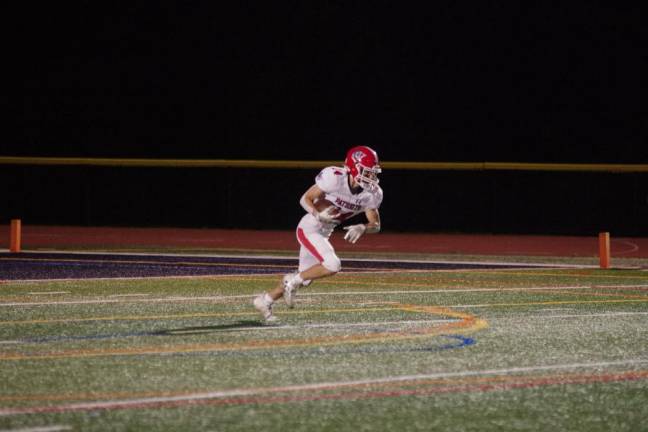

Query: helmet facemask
[[354, 164, 381, 191]]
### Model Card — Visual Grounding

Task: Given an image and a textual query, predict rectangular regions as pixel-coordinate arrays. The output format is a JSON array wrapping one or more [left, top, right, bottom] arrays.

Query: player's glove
[[343, 224, 366, 243], [316, 206, 340, 224]]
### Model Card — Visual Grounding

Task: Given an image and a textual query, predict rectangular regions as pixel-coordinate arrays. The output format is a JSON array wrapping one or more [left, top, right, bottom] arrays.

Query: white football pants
[[296, 228, 342, 282]]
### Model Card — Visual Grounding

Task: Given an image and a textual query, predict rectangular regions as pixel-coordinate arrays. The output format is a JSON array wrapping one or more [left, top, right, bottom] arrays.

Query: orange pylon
[[598, 232, 610, 269], [10, 219, 21, 253]]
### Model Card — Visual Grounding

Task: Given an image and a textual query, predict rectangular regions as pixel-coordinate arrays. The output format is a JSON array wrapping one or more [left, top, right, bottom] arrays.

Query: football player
[[254, 146, 383, 321]]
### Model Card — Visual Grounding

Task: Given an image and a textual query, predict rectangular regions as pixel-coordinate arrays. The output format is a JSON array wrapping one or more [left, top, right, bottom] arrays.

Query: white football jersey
[[298, 166, 383, 236]]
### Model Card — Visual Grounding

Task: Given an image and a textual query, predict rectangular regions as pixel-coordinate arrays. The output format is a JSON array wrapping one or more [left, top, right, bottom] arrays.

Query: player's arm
[[300, 185, 339, 222], [343, 208, 380, 243], [299, 184, 326, 217], [364, 208, 381, 234]]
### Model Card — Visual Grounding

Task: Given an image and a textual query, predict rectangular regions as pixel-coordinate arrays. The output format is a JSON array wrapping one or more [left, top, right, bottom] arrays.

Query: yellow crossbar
[[1, 156, 647, 172]]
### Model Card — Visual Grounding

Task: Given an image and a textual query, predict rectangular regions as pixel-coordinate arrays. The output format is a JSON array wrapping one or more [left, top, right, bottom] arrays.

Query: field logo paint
[[0, 304, 488, 361]]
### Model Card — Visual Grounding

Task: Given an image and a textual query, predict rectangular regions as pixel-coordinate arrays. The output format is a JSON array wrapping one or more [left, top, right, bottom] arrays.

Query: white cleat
[[253, 294, 277, 322], [283, 273, 301, 309]]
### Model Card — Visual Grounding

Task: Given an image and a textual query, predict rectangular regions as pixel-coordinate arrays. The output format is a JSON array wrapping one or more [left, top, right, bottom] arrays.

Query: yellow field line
[[463, 299, 648, 308], [2, 157, 648, 172], [477, 270, 648, 280], [321, 279, 559, 289], [332, 271, 648, 285], [534, 289, 648, 301]]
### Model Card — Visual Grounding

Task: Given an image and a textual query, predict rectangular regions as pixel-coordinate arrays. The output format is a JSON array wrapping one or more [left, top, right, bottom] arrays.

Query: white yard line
[[26, 292, 70, 296], [495, 311, 648, 320], [0, 426, 72, 432], [298, 319, 457, 328], [147, 312, 648, 336], [172, 319, 459, 334], [1, 285, 648, 307], [0, 296, 234, 307], [0, 359, 645, 416]]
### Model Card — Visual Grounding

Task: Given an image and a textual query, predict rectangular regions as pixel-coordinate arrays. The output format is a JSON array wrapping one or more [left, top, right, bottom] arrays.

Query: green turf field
[[1, 264, 647, 431]]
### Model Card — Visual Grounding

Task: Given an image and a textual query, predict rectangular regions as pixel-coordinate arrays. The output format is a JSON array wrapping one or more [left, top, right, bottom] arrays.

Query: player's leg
[[255, 229, 340, 319], [254, 249, 309, 321], [268, 229, 340, 299], [295, 227, 341, 279], [278, 245, 323, 308], [297, 245, 320, 286], [280, 228, 340, 307]]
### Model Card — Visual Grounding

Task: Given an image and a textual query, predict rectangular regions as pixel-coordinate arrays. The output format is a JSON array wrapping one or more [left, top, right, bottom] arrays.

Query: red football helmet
[[344, 146, 381, 191]]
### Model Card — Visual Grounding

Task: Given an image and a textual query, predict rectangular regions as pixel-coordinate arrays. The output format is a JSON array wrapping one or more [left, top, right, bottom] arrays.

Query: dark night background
[[4, 2, 648, 235]]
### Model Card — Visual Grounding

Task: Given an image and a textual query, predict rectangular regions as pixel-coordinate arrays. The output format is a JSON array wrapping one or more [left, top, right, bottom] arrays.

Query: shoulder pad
[[316, 166, 346, 193]]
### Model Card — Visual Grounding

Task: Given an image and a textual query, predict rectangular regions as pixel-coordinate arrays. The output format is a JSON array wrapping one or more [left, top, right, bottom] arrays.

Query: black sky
[[7, 2, 647, 162]]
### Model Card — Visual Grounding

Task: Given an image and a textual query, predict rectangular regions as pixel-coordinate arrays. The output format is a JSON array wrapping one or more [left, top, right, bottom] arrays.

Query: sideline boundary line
[[0, 250, 598, 269], [2, 285, 648, 308], [3, 249, 592, 268], [0, 250, 601, 283]]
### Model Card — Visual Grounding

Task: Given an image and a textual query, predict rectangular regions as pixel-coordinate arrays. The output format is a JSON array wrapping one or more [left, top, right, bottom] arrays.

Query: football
[[313, 198, 337, 213]]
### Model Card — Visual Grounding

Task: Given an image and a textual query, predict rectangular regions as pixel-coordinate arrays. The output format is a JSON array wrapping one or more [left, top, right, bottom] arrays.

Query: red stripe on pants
[[297, 228, 324, 262]]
